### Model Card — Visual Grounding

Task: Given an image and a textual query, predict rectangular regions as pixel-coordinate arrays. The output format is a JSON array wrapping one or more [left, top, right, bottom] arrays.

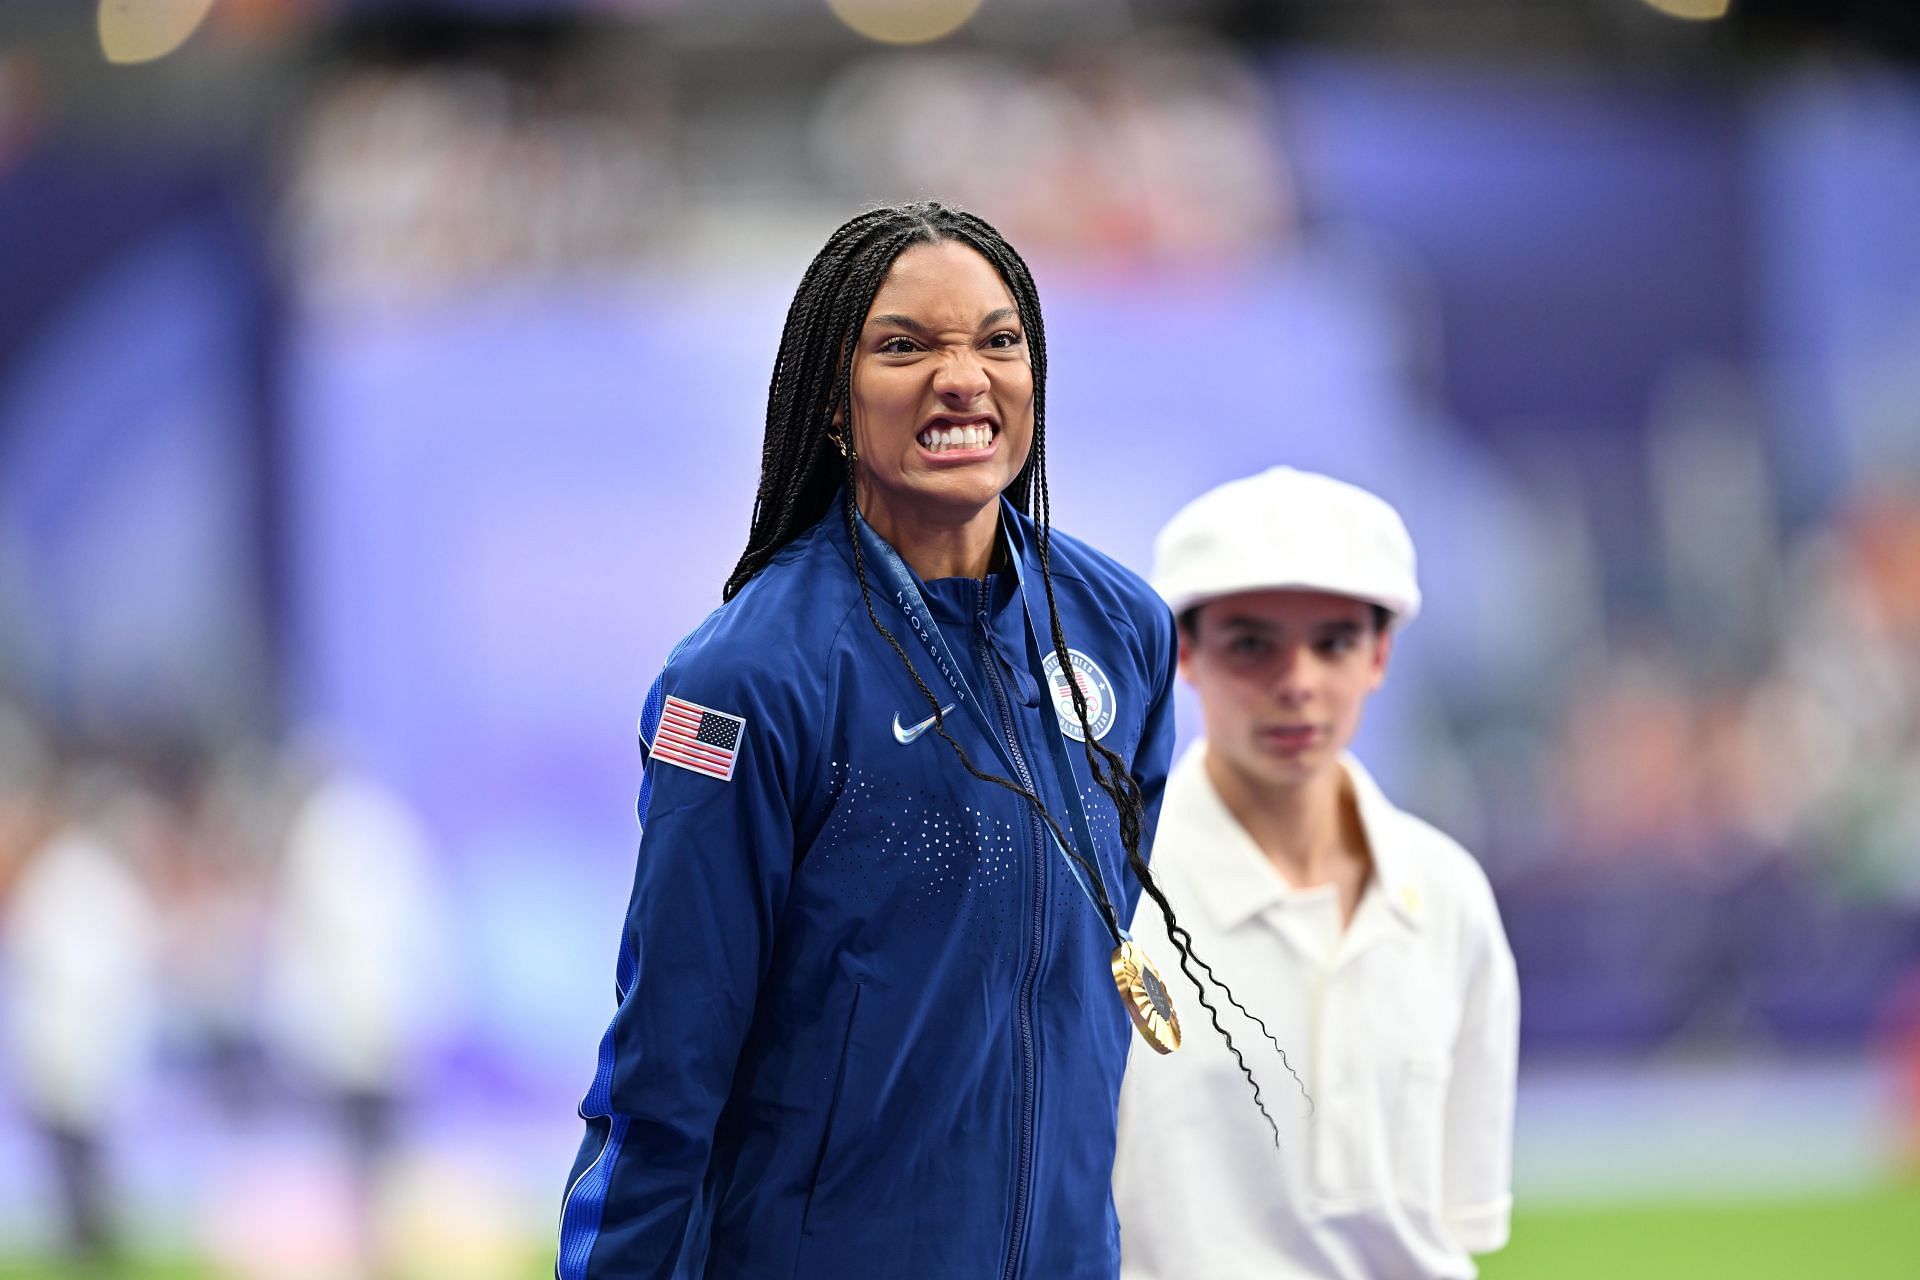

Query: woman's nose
[[934, 350, 990, 402]]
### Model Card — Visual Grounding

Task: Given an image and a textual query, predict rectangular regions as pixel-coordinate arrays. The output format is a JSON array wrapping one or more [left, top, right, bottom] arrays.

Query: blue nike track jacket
[[556, 498, 1178, 1280]]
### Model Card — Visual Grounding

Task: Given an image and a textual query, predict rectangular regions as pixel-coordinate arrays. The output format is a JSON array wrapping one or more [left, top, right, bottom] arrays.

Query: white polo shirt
[[1115, 744, 1519, 1280]]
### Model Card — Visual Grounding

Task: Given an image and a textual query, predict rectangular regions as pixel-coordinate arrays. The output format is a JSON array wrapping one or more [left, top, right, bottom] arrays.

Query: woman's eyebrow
[[865, 307, 1019, 334]]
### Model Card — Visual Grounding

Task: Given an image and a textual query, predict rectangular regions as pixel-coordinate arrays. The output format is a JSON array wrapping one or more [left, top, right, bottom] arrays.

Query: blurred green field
[[1481, 1182, 1920, 1280], [3, 1184, 1917, 1279], [0, 1262, 202, 1280]]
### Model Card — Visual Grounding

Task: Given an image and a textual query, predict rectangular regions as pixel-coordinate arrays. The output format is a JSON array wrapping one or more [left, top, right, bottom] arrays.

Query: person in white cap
[[1112, 466, 1519, 1280]]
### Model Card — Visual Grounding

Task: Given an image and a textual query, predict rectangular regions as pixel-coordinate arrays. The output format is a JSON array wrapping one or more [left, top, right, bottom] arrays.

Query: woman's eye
[[1227, 636, 1268, 658], [878, 336, 919, 355], [1317, 635, 1357, 657], [986, 330, 1023, 349]]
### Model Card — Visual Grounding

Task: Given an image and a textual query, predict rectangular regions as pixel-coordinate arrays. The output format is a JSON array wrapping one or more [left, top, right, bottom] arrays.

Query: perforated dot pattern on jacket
[[1057, 781, 1128, 918], [809, 763, 1028, 938]]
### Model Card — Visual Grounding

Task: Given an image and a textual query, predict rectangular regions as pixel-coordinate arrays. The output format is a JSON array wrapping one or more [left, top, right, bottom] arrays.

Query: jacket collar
[[818, 490, 1040, 581], [1163, 743, 1426, 938]]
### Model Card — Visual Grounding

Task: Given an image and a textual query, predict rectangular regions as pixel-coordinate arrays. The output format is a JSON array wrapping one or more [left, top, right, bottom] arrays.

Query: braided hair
[[725, 201, 1303, 1141]]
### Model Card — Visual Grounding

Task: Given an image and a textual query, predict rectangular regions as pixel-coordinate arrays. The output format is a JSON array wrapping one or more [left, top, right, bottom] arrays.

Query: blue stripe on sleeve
[[560, 618, 715, 1278], [555, 1114, 629, 1280], [557, 946, 637, 1280], [559, 667, 665, 1278]]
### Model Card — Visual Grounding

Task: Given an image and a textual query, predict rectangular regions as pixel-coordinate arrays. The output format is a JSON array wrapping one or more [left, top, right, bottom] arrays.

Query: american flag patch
[[650, 695, 746, 782]]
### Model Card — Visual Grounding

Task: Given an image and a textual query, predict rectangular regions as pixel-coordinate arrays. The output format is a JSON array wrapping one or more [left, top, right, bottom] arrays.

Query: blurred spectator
[[0, 708, 52, 904], [287, 60, 676, 305], [266, 748, 450, 1277], [0, 50, 44, 176], [149, 746, 281, 1113], [1, 765, 160, 1266], [1544, 463, 1920, 882], [1518, 462, 1920, 1048], [1773, 478, 1920, 903], [1883, 965, 1920, 1176], [810, 37, 1295, 265]]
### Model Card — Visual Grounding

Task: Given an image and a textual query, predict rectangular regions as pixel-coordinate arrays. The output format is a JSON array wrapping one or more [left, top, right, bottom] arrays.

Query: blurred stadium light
[[824, 0, 984, 45], [97, 0, 219, 65], [1641, 0, 1732, 20]]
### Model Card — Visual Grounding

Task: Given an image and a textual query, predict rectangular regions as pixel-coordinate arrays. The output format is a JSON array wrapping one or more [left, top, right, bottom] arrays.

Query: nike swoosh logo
[[892, 705, 956, 745]]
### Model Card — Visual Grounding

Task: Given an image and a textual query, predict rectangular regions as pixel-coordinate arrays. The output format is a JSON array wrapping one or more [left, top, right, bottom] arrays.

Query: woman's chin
[[885, 470, 1010, 517]]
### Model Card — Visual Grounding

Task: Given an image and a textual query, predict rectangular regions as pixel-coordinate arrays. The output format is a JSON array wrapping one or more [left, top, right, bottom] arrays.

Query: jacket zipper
[[978, 578, 1045, 1280]]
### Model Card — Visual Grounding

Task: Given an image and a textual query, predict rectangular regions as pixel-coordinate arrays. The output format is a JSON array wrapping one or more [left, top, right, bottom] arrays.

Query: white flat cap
[[1151, 466, 1421, 625]]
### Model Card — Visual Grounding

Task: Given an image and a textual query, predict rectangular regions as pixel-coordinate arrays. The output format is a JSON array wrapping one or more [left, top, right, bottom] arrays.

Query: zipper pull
[[977, 580, 1042, 707], [991, 629, 1042, 707]]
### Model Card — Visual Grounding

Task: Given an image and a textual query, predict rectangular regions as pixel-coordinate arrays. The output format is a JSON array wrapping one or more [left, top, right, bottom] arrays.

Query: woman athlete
[[556, 202, 1271, 1280]]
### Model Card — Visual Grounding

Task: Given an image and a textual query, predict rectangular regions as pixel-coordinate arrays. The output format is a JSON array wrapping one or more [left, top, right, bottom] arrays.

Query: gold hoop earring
[[828, 429, 850, 459]]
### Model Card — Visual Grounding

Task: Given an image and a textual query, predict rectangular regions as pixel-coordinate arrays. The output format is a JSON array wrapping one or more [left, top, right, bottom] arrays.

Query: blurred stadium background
[[2, 0, 1919, 1276]]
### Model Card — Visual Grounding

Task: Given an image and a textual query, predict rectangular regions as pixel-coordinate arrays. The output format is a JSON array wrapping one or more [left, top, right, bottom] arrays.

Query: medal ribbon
[[999, 507, 1139, 943], [853, 506, 1125, 946]]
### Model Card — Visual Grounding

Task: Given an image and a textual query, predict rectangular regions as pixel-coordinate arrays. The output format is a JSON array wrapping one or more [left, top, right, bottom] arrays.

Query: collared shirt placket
[[1303, 887, 1406, 1208]]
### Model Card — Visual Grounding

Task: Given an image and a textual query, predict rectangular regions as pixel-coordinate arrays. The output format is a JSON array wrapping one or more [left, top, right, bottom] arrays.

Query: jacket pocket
[[800, 978, 864, 1233]]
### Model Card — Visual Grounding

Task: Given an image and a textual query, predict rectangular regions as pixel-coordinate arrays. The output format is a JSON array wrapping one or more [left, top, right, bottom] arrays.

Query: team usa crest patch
[[651, 695, 746, 781], [1041, 649, 1117, 742]]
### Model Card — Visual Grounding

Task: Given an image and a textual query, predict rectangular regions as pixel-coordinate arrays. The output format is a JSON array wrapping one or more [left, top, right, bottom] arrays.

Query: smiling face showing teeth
[[846, 240, 1035, 574]]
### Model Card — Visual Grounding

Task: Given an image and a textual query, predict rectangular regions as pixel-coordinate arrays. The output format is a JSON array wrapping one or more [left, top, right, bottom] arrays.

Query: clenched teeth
[[917, 423, 994, 452]]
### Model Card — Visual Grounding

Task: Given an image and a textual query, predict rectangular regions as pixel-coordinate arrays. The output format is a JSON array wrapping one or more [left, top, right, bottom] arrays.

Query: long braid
[[729, 211, 917, 599], [1032, 487, 1311, 1139], [836, 467, 1124, 929], [726, 201, 1296, 1142], [818, 220, 1127, 923], [953, 217, 1303, 1136]]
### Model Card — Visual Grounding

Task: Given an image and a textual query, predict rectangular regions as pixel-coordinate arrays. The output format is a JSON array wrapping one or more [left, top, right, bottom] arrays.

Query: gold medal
[[1111, 939, 1181, 1054]]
